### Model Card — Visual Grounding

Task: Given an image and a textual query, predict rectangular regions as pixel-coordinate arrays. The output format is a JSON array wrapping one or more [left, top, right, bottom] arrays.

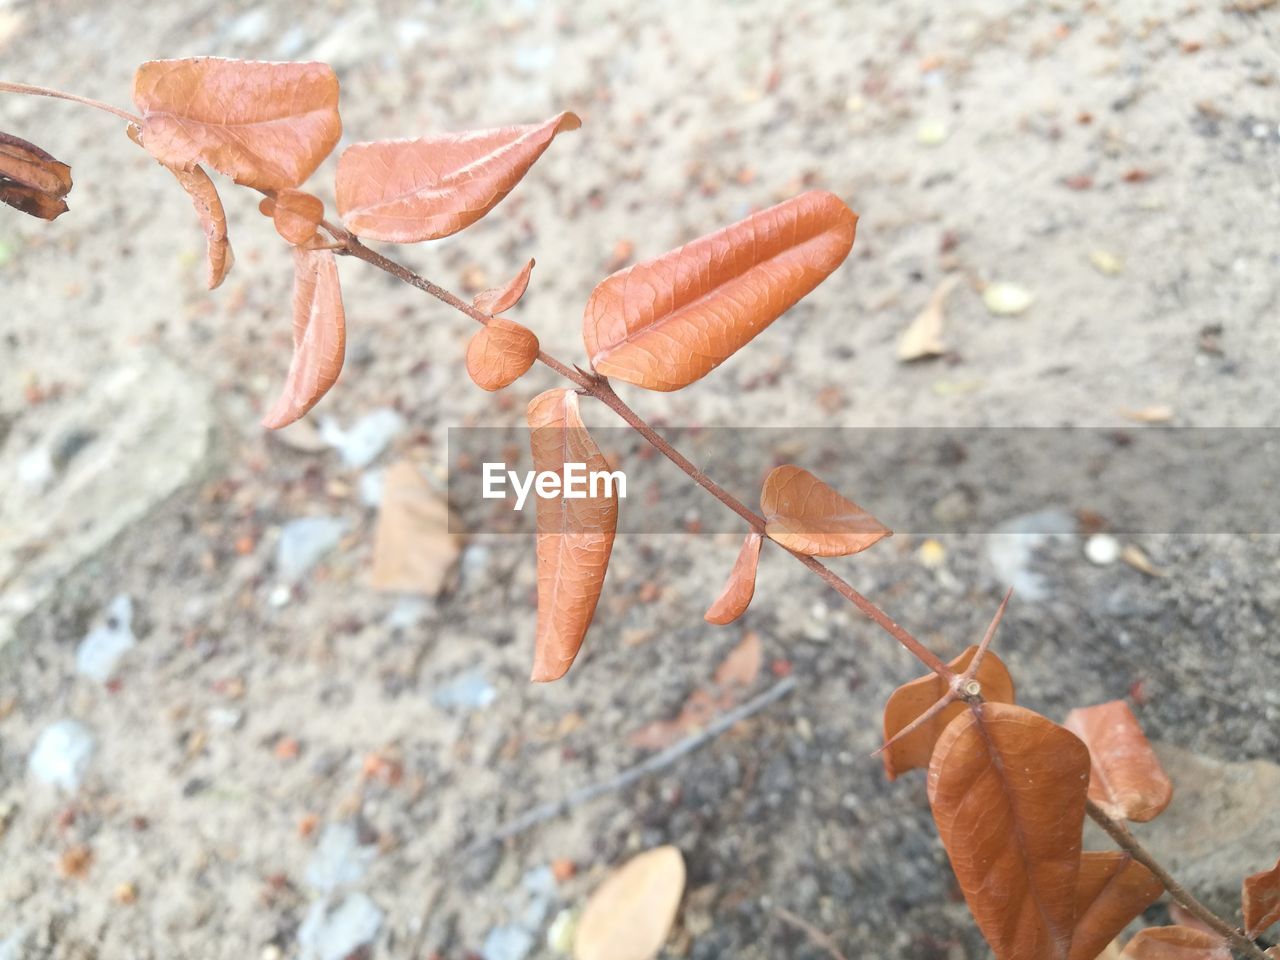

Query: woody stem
[[0, 81, 142, 123]]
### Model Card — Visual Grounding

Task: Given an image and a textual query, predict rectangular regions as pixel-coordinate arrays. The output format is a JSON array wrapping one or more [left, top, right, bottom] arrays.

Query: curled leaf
[[583, 191, 857, 391], [132, 58, 342, 191], [466, 318, 540, 391], [267, 188, 325, 246], [881, 644, 1015, 780], [928, 702, 1091, 960], [1068, 853, 1165, 960], [760, 464, 890, 557], [1064, 700, 1173, 822], [336, 113, 580, 243], [262, 247, 346, 429], [704, 532, 763, 625], [526, 389, 619, 682], [1121, 926, 1230, 959], [474, 258, 535, 316], [898, 274, 960, 361], [0, 130, 72, 220], [1243, 854, 1280, 939], [574, 846, 685, 960]]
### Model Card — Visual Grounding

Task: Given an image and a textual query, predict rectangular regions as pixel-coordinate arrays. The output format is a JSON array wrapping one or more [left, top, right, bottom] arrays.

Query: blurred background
[[2, 1, 1279, 957]]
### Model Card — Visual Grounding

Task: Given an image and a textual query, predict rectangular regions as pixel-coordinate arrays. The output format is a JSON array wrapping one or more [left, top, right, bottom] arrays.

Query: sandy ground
[[2, 0, 1280, 958]]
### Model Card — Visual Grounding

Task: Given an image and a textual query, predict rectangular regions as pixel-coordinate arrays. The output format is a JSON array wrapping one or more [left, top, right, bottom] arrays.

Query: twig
[[771, 905, 852, 960], [0, 81, 141, 123], [461, 675, 798, 857], [1085, 799, 1268, 959]]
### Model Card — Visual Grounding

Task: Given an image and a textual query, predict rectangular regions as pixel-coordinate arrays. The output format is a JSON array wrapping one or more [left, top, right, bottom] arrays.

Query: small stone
[[987, 509, 1078, 601], [75, 594, 135, 682], [321, 409, 404, 468], [917, 120, 948, 146], [276, 517, 347, 583], [297, 893, 383, 960], [1085, 534, 1121, 565], [358, 469, 384, 508], [431, 667, 496, 711], [482, 925, 536, 960], [29, 720, 94, 791], [982, 282, 1035, 316], [16, 446, 54, 493], [546, 909, 577, 954], [305, 823, 378, 893], [918, 539, 947, 568], [1088, 250, 1124, 275]]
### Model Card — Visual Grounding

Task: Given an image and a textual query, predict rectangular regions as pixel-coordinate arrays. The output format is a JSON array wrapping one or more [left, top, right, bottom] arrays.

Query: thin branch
[[771, 906, 852, 960], [461, 675, 798, 857], [335, 234, 956, 683], [0, 81, 142, 123], [1085, 799, 1268, 959]]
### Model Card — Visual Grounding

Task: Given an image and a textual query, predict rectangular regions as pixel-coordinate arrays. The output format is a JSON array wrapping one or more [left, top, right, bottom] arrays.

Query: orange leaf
[[881, 645, 1015, 780], [582, 191, 856, 391], [1121, 926, 1230, 959], [574, 846, 686, 960], [262, 248, 346, 429], [712, 631, 762, 689], [466, 318, 540, 391], [0, 181, 68, 220], [928, 702, 1091, 960], [0, 130, 72, 197], [1243, 854, 1280, 938], [1064, 700, 1172, 822], [526, 389, 618, 682], [704, 532, 763, 625], [760, 464, 890, 557], [1068, 852, 1164, 960], [474, 258, 535, 316], [268, 188, 325, 246], [132, 58, 341, 191], [371, 462, 461, 597], [336, 113, 580, 243]]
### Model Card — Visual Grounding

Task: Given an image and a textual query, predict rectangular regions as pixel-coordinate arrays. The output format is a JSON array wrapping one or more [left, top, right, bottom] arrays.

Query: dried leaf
[[983, 281, 1035, 316], [1119, 405, 1174, 424], [928, 702, 1092, 960], [0, 181, 68, 220], [474, 258, 535, 315], [760, 464, 891, 557], [574, 846, 685, 960], [466, 318, 540, 391], [1120, 544, 1166, 578], [371, 462, 461, 597], [262, 248, 346, 429], [704, 532, 763, 624], [1068, 852, 1165, 960], [881, 645, 1015, 780], [898, 275, 960, 361], [1121, 926, 1230, 959], [713, 632, 762, 689], [336, 113, 580, 243], [269, 188, 325, 246], [583, 191, 857, 391], [0, 130, 72, 197], [132, 58, 341, 191], [1064, 700, 1172, 822], [1243, 854, 1280, 938], [527, 389, 618, 682]]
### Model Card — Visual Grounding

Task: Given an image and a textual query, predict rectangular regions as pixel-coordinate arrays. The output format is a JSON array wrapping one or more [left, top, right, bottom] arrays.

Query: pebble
[[987, 508, 1078, 601], [431, 667, 497, 711], [482, 925, 536, 960], [320, 409, 404, 468], [358, 469, 384, 508], [75, 595, 136, 682], [28, 720, 94, 791], [277, 517, 348, 583], [297, 893, 383, 960], [305, 823, 378, 893], [16, 446, 54, 493], [1084, 533, 1121, 565], [982, 282, 1035, 316]]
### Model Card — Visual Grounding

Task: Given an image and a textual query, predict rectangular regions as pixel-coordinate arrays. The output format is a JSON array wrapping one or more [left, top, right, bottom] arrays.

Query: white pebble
[[1085, 534, 1121, 566], [28, 720, 94, 792]]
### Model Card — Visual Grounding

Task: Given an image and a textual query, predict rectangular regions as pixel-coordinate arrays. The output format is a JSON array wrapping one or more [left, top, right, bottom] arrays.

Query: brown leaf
[[897, 274, 960, 362], [132, 58, 341, 191], [1064, 700, 1172, 822], [0, 130, 72, 197], [466, 318, 540, 391], [881, 645, 1015, 780], [583, 191, 857, 391], [1121, 926, 1230, 959], [928, 702, 1092, 960], [704, 532, 763, 624], [760, 464, 890, 557], [1068, 852, 1165, 960], [574, 846, 685, 960], [262, 248, 346, 429], [526, 389, 619, 682], [269, 188, 325, 246], [1243, 854, 1280, 938], [0, 181, 68, 220], [713, 631, 762, 689], [336, 112, 580, 243], [473, 258, 535, 315], [371, 462, 461, 597]]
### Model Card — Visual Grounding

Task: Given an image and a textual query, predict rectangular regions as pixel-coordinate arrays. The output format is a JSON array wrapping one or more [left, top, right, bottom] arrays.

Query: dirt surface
[[2, 1, 1280, 958]]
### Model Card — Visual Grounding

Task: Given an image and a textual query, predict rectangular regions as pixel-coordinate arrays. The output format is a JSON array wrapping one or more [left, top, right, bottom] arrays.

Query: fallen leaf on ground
[[574, 846, 685, 960], [713, 632, 762, 689], [1120, 544, 1166, 578], [898, 275, 961, 362], [1119, 405, 1174, 424], [371, 462, 461, 597]]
